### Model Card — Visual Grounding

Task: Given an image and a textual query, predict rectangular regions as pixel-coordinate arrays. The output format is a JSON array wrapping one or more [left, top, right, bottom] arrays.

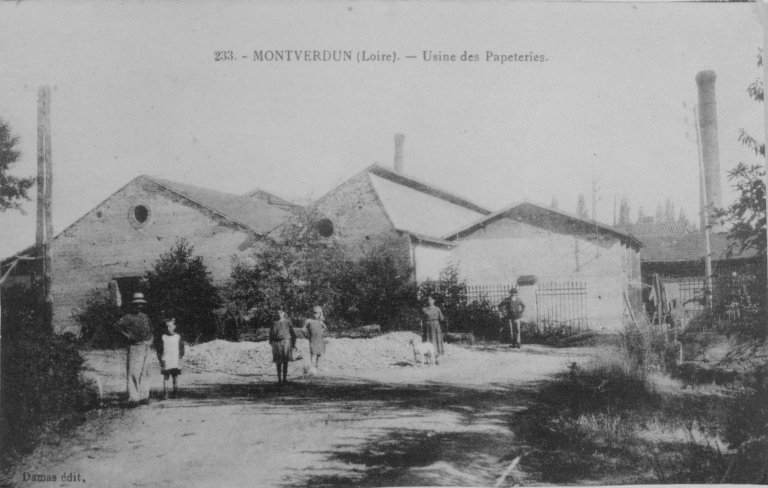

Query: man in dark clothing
[[499, 287, 525, 349], [114, 293, 154, 406]]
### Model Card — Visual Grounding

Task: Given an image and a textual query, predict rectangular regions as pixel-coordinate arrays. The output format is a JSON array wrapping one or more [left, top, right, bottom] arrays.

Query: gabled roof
[[443, 199, 644, 248], [148, 177, 292, 235], [639, 233, 761, 263], [1, 176, 293, 266], [620, 221, 688, 236], [367, 164, 491, 215]]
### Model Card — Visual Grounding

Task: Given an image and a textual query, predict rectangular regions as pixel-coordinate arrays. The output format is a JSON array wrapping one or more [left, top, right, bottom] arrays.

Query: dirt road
[[11, 339, 599, 487]]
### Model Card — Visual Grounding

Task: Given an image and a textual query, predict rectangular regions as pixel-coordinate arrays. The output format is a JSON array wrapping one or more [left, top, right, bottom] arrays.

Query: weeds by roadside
[[515, 320, 768, 485]]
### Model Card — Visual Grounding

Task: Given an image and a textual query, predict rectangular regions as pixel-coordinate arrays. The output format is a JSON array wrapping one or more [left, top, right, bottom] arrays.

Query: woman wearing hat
[[114, 292, 154, 406]]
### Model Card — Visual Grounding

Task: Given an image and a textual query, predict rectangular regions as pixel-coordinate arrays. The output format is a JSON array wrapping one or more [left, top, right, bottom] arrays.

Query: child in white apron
[[156, 316, 185, 399]]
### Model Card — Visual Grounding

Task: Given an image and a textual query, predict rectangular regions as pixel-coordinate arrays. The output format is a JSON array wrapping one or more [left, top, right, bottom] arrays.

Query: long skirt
[[271, 340, 294, 363], [422, 321, 444, 356], [126, 341, 152, 403]]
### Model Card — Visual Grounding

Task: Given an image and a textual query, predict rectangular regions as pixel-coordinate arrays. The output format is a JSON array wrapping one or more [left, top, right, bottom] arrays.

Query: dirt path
[[12, 342, 599, 488]]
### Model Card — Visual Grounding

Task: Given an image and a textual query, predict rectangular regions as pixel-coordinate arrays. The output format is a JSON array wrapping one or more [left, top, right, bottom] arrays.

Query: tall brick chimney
[[696, 70, 723, 232], [394, 133, 404, 173]]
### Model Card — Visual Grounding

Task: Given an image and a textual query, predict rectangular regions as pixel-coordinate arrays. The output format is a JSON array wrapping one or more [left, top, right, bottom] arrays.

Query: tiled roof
[[639, 233, 761, 263], [147, 177, 292, 236], [621, 221, 688, 236]]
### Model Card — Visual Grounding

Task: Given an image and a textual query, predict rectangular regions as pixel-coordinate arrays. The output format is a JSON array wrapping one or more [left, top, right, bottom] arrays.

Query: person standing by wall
[[421, 296, 445, 364], [114, 293, 154, 407], [499, 287, 525, 349], [270, 310, 297, 385], [303, 305, 327, 374]]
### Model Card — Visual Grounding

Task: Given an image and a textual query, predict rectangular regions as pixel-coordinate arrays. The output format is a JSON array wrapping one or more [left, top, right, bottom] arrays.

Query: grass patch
[[515, 321, 768, 485]]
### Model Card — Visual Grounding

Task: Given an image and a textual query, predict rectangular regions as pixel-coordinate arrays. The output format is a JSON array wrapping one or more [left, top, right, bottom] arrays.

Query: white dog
[[409, 339, 435, 366]]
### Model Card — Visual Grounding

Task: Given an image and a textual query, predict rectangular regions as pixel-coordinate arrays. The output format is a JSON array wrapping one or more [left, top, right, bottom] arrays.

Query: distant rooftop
[[621, 221, 689, 236], [640, 233, 761, 263]]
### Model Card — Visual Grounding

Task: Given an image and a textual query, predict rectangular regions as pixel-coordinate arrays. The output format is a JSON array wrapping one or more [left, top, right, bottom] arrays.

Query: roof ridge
[[145, 176, 262, 234], [367, 163, 491, 215]]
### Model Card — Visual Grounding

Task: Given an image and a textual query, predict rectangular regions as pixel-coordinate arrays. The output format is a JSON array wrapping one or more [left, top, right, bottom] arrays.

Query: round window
[[316, 218, 334, 238], [134, 205, 149, 223]]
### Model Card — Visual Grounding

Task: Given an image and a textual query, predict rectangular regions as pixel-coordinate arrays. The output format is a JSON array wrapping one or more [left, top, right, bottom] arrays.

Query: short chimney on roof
[[394, 133, 405, 173]]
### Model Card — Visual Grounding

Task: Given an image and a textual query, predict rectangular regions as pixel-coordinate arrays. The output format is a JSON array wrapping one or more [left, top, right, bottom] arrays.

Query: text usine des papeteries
[[214, 50, 548, 64]]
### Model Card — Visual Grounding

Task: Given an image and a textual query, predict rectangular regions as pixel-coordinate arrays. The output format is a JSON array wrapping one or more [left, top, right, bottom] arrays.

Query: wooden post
[[44, 86, 53, 330], [37, 86, 53, 330]]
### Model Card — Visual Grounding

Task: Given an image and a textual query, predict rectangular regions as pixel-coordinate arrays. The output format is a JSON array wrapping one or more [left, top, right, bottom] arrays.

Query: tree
[[664, 198, 676, 222], [144, 239, 222, 342], [712, 48, 766, 336], [678, 208, 690, 230], [655, 202, 664, 222], [226, 207, 350, 327], [637, 205, 645, 222], [576, 194, 589, 220], [618, 195, 631, 226], [713, 49, 765, 259], [550, 196, 559, 210], [714, 164, 765, 258], [0, 118, 35, 213]]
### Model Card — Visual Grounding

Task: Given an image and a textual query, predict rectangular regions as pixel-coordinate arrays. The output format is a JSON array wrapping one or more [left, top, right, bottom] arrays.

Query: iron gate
[[535, 281, 588, 332]]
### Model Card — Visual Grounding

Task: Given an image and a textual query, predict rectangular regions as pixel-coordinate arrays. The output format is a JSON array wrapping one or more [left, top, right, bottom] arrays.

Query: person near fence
[[270, 310, 297, 385], [114, 293, 154, 407], [302, 305, 328, 374], [499, 287, 525, 349], [421, 296, 445, 364]]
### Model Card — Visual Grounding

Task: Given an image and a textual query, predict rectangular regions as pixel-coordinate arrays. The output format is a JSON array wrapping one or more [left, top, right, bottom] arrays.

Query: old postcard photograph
[[0, 1, 765, 486]]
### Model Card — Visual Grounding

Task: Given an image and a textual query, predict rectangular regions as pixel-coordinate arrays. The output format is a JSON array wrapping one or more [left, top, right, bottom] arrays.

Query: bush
[[226, 214, 419, 332], [418, 266, 504, 337], [75, 289, 125, 348], [0, 312, 89, 466], [144, 239, 222, 343], [335, 244, 419, 329]]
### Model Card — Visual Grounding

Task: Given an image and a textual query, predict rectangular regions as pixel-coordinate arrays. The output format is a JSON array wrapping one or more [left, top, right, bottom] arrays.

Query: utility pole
[[36, 86, 53, 330]]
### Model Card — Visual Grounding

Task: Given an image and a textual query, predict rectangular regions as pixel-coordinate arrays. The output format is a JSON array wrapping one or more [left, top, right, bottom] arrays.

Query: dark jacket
[[499, 296, 525, 320], [115, 312, 153, 344]]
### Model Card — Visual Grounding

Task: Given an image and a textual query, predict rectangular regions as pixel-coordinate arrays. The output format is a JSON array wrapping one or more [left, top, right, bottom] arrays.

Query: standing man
[[114, 292, 154, 407], [499, 287, 525, 349]]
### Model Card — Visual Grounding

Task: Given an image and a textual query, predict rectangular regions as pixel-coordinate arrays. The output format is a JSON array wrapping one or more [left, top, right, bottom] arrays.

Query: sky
[[0, 1, 764, 259]]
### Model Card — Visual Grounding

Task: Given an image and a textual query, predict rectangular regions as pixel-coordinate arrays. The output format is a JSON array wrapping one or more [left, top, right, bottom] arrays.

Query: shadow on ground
[[152, 377, 542, 486]]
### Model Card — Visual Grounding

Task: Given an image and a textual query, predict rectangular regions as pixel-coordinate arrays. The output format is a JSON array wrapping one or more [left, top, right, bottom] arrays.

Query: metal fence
[[666, 274, 755, 329], [465, 284, 515, 305], [535, 281, 588, 332]]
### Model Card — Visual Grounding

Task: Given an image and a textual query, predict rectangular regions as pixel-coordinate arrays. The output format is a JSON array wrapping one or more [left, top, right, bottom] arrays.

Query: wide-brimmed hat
[[509, 287, 519, 295], [131, 292, 148, 304]]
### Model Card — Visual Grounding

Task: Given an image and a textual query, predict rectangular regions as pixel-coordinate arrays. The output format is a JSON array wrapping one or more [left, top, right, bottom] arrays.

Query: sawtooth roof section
[[400, 230, 457, 248], [368, 172, 488, 239], [620, 221, 688, 236], [243, 187, 303, 211], [367, 164, 491, 215], [639, 233, 761, 263], [444, 199, 644, 248], [146, 177, 292, 236]]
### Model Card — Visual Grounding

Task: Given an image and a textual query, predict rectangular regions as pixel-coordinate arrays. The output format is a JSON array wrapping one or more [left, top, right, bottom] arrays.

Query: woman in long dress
[[269, 310, 296, 384], [421, 296, 445, 364], [303, 305, 328, 372]]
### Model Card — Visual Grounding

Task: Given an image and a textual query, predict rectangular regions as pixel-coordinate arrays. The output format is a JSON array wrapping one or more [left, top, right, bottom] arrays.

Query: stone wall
[[47, 177, 258, 334]]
